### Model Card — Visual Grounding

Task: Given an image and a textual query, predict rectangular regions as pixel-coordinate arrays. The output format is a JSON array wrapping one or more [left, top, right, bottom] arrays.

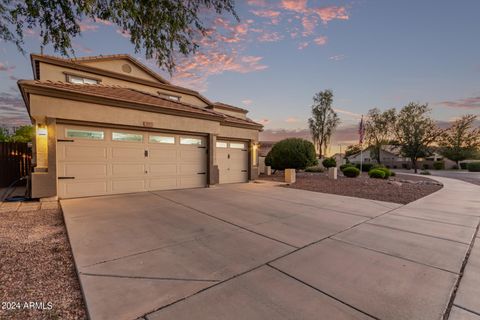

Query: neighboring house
[[347, 145, 410, 168], [330, 153, 346, 167], [18, 54, 262, 199]]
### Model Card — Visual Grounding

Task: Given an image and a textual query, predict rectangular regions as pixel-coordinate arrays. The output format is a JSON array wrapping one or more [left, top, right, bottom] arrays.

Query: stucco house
[[346, 145, 410, 168], [18, 54, 262, 199]]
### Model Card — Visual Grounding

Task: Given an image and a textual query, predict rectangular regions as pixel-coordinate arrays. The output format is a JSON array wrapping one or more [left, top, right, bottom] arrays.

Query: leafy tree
[[344, 144, 362, 158], [10, 125, 34, 143], [322, 157, 336, 168], [0, 126, 9, 142], [438, 115, 480, 167], [308, 90, 340, 158], [394, 103, 441, 173], [265, 138, 317, 170], [0, 0, 237, 72], [364, 108, 396, 164]]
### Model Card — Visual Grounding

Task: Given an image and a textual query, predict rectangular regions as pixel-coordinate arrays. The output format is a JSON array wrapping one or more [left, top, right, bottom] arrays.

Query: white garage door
[[57, 125, 207, 198], [216, 140, 248, 184]]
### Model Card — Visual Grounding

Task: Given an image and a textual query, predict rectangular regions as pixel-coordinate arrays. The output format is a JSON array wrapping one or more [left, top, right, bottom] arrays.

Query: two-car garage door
[[57, 125, 207, 198]]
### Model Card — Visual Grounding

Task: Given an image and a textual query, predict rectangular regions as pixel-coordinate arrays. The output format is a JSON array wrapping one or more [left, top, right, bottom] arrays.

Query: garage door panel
[[179, 149, 206, 162], [111, 147, 145, 161], [180, 175, 206, 188], [148, 177, 178, 190], [111, 179, 146, 192], [60, 163, 108, 179], [148, 164, 177, 175], [60, 145, 108, 161], [61, 181, 108, 198], [112, 163, 146, 177], [148, 148, 177, 161], [179, 163, 206, 175]]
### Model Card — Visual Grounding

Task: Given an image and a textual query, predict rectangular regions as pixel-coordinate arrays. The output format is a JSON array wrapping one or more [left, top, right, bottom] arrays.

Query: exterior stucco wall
[[38, 62, 208, 107], [78, 59, 160, 83]]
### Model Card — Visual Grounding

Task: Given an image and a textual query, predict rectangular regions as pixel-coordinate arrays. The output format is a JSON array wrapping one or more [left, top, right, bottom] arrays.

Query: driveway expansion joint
[[452, 304, 480, 317], [79, 272, 221, 283]]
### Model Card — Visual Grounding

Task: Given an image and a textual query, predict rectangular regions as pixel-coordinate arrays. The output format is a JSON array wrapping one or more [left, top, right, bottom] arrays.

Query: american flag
[[358, 115, 365, 144]]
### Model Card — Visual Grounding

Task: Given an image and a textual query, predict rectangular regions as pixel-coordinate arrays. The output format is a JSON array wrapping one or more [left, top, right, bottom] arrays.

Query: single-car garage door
[[216, 140, 248, 184], [57, 125, 207, 198]]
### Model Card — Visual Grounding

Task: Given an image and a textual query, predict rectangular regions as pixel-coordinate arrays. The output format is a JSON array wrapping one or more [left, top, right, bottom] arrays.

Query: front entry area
[[56, 124, 207, 198], [216, 140, 249, 184]]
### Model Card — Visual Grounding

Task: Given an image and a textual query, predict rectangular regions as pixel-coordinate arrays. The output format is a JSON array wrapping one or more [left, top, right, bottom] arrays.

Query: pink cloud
[[281, 0, 308, 13], [24, 28, 36, 37], [247, 0, 267, 7], [251, 9, 281, 18], [256, 119, 271, 125], [313, 6, 349, 24], [257, 31, 283, 42], [73, 42, 93, 54], [333, 108, 362, 119], [298, 41, 309, 50], [79, 22, 99, 32], [301, 16, 317, 36], [242, 99, 253, 106], [285, 117, 300, 123], [0, 63, 15, 72], [313, 36, 328, 46], [439, 96, 480, 109]]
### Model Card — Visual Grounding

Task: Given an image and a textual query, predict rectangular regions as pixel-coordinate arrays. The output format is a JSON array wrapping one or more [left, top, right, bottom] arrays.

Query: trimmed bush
[[340, 163, 355, 172], [420, 170, 431, 175], [460, 162, 468, 170], [342, 166, 360, 178], [467, 162, 480, 172], [376, 167, 391, 179], [265, 138, 318, 170], [368, 169, 385, 179], [305, 166, 324, 173], [322, 157, 337, 168], [433, 161, 444, 170], [355, 163, 374, 172]]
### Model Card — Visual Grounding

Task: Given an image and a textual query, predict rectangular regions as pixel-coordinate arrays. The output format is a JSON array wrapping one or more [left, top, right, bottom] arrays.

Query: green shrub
[[342, 166, 360, 178], [467, 162, 480, 172], [305, 166, 324, 173], [420, 170, 431, 175], [322, 157, 336, 168], [422, 164, 429, 170], [265, 138, 318, 170], [340, 163, 355, 172], [368, 169, 385, 179], [460, 162, 468, 170], [355, 163, 374, 172], [433, 161, 444, 170], [375, 167, 391, 179]]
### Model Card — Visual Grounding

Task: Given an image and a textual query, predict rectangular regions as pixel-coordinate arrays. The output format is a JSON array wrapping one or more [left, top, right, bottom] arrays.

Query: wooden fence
[[0, 142, 32, 187]]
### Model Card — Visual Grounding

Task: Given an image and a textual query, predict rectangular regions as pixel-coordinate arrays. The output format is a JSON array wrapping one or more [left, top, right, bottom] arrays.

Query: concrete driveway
[[61, 179, 480, 320]]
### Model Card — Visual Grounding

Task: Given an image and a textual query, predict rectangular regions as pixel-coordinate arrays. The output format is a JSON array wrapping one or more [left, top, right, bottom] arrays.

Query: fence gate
[[0, 142, 32, 187]]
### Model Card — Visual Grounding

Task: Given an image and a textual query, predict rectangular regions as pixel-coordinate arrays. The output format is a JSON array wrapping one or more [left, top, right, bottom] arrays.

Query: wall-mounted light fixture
[[37, 124, 47, 136]]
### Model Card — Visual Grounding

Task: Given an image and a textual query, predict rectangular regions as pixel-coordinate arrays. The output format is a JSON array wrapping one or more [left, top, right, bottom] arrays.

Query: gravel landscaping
[[0, 206, 87, 320], [259, 171, 442, 204]]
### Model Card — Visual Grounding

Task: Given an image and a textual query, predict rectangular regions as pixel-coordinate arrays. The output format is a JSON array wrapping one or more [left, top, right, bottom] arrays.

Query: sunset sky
[[1, 0, 479, 154]]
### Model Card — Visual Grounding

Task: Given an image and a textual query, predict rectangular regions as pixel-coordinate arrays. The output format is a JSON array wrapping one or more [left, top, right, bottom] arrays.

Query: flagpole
[[359, 115, 364, 173]]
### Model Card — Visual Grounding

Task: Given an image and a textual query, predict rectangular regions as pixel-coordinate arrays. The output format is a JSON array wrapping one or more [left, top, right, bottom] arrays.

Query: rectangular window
[[67, 74, 100, 85], [216, 141, 227, 148], [112, 132, 143, 142], [66, 129, 104, 140], [230, 142, 246, 149], [149, 135, 175, 144], [180, 137, 203, 145]]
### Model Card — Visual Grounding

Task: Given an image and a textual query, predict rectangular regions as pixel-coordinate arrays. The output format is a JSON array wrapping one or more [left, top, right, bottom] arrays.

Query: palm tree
[[308, 90, 340, 158]]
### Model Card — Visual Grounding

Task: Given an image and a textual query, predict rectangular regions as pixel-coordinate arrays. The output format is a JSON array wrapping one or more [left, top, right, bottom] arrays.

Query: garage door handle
[[197, 172, 206, 175], [58, 139, 74, 142], [241, 170, 247, 172], [198, 146, 206, 149], [58, 176, 75, 179], [144, 150, 149, 157]]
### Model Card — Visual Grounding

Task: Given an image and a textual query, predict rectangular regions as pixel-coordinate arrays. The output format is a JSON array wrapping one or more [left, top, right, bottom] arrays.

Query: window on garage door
[[66, 128, 104, 140], [112, 132, 143, 142], [149, 135, 175, 144]]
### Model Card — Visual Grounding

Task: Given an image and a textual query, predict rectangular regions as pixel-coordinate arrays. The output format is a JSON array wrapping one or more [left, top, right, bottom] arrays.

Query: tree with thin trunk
[[438, 115, 480, 168], [0, 0, 237, 72], [395, 102, 442, 173], [308, 90, 340, 158], [364, 108, 396, 164]]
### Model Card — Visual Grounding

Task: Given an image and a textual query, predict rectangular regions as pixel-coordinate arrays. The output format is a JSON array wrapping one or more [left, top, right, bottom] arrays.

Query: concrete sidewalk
[[61, 177, 480, 320]]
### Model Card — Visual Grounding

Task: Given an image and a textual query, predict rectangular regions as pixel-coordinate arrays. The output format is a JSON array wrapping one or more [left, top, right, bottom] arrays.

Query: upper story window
[[158, 92, 181, 102], [66, 74, 100, 85]]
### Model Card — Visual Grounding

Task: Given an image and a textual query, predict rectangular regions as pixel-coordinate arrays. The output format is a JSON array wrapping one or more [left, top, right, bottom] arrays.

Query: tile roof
[[18, 80, 263, 128], [209, 102, 249, 113]]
